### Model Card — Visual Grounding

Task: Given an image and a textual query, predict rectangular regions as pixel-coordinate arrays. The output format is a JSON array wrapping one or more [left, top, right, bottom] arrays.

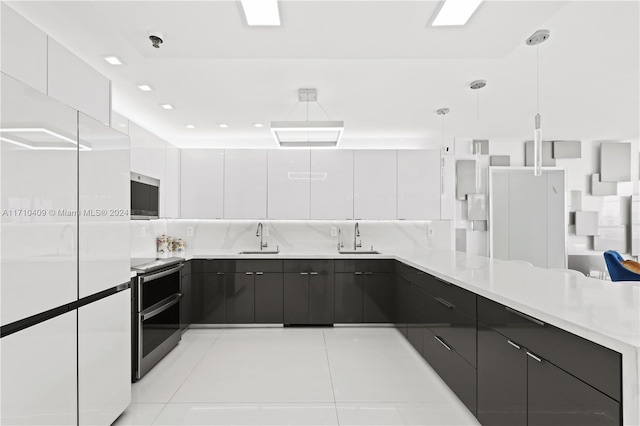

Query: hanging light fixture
[[271, 88, 344, 148], [470, 79, 486, 190], [437, 108, 450, 195], [526, 29, 551, 176]]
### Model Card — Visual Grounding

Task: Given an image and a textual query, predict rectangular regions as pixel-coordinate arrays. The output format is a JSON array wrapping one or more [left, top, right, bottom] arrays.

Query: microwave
[[130, 172, 160, 220]]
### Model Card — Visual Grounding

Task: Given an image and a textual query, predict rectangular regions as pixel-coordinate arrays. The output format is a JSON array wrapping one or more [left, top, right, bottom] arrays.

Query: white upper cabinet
[[268, 150, 310, 219], [224, 150, 267, 219], [1, 74, 78, 326], [78, 113, 131, 297], [310, 150, 354, 219], [165, 144, 181, 218], [0, 4, 47, 93], [129, 122, 153, 177], [181, 149, 224, 219], [354, 150, 397, 219], [397, 150, 441, 220], [47, 39, 110, 125]]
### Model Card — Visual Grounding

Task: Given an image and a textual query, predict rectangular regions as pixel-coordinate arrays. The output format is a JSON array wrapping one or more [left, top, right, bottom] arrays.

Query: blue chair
[[603, 250, 640, 281]]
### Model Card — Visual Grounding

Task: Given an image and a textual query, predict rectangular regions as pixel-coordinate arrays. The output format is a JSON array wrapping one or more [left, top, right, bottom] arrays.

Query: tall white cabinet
[[354, 150, 397, 220], [224, 150, 267, 219], [181, 149, 224, 218], [397, 150, 441, 220], [310, 150, 354, 219], [268, 150, 310, 219]]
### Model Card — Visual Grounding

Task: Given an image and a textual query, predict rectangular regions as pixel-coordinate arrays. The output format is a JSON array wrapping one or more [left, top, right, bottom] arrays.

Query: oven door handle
[[141, 293, 183, 321], [142, 264, 184, 283]]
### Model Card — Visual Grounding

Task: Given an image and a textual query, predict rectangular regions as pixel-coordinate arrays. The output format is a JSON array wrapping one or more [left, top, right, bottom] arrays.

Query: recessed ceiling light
[[186, 124, 196, 129], [432, 0, 482, 26], [160, 104, 175, 110], [241, 0, 280, 26], [218, 123, 229, 128], [104, 56, 123, 65], [138, 84, 154, 91], [253, 123, 263, 128]]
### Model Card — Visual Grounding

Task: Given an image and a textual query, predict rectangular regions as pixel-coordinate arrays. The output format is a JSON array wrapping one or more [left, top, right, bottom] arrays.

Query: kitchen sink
[[238, 250, 280, 255], [338, 250, 380, 255]]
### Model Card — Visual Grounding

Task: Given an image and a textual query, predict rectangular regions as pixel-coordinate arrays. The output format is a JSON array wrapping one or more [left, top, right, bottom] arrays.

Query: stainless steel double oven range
[[131, 257, 184, 381]]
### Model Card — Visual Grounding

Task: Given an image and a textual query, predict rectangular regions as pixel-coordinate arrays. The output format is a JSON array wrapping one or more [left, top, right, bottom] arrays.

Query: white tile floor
[[114, 327, 480, 426]]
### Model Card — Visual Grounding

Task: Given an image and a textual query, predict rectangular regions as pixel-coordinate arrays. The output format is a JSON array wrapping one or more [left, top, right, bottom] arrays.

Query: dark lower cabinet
[[226, 273, 255, 323], [528, 355, 620, 426], [254, 273, 283, 323], [180, 264, 192, 331], [283, 273, 308, 325], [363, 272, 394, 323], [477, 324, 527, 426], [394, 274, 409, 337], [422, 327, 477, 416], [406, 282, 425, 354], [309, 272, 334, 324], [192, 272, 226, 324], [335, 272, 363, 323], [425, 293, 476, 367]]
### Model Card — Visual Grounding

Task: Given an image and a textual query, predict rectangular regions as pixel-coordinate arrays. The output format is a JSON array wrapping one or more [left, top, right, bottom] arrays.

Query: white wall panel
[[0, 312, 77, 425]]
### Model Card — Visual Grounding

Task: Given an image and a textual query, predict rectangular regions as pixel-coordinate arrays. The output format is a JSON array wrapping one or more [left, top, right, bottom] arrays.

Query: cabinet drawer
[[227, 259, 283, 273], [284, 259, 334, 274], [192, 259, 225, 273], [478, 296, 621, 402], [395, 261, 419, 283], [423, 327, 477, 416], [422, 274, 476, 320], [334, 259, 393, 273]]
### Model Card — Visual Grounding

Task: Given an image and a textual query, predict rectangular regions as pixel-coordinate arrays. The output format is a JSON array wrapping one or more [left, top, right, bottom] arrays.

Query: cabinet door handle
[[300, 272, 308, 275], [354, 272, 363, 275], [526, 351, 543, 363], [256, 272, 263, 275], [507, 340, 521, 350], [364, 272, 373, 275], [434, 336, 451, 351], [217, 272, 225, 275], [506, 307, 545, 327], [245, 272, 253, 275], [435, 297, 455, 309], [309, 272, 319, 275]]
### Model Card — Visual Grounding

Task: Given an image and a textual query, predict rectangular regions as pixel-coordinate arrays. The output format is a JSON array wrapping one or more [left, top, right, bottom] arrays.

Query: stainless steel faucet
[[256, 222, 268, 251], [337, 228, 344, 251], [354, 222, 362, 251]]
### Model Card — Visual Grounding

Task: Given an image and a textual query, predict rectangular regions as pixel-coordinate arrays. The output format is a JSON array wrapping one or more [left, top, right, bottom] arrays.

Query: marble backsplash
[[131, 219, 453, 258]]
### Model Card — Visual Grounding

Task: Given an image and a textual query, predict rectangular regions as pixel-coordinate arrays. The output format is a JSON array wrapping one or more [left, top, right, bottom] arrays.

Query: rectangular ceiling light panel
[[432, 0, 483, 26], [0, 128, 91, 151], [271, 121, 344, 148], [241, 0, 281, 26]]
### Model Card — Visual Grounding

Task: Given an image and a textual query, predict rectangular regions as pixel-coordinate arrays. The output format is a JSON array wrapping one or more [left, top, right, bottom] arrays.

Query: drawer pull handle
[[435, 297, 455, 309], [245, 272, 253, 275], [507, 340, 521, 350], [434, 336, 452, 351], [526, 351, 542, 363], [300, 272, 308, 275], [310, 272, 319, 275], [256, 272, 263, 275], [354, 272, 363, 275], [217, 272, 225, 275], [364, 272, 373, 275], [506, 307, 545, 327]]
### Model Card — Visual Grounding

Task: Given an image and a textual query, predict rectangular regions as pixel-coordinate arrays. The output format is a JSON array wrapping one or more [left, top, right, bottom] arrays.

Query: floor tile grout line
[[163, 331, 223, 405], [149, 402, 169, 426], [322, 330, 341, 426]]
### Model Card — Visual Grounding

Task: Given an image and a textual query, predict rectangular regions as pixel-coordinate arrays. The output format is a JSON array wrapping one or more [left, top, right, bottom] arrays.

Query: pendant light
[[437, 108, 450, 195], [526, 29, 550, 176], [470, 79, 486, 190]]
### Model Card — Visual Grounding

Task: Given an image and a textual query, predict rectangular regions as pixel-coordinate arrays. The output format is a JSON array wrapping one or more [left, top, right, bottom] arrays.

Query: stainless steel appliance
[[131, 257, 184, 381], [130, 172, 160, 219]]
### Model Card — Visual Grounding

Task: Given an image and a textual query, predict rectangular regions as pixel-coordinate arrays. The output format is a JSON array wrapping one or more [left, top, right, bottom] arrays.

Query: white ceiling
[[7, 1, 639, 149]]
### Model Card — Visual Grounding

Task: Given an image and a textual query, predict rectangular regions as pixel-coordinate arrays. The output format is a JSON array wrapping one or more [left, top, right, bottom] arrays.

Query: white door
[[268, 150, 310, 219], [181, 149, 224, 219], [310, 150, 354, 219], [224, 150, 267, 219], [354, 150, 397, 219]]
